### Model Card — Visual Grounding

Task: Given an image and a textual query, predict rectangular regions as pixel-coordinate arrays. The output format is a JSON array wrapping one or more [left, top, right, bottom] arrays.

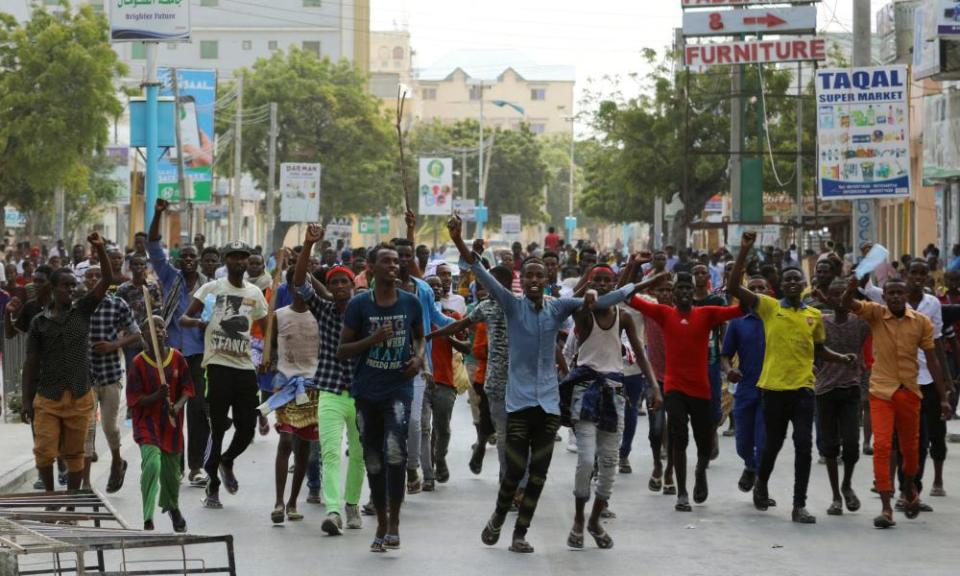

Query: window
[[469, 85, 482, 101], [422, 88, 437, 100], [200, 40, 218, 59], [268, 40, 279, 51], [392, 46, 404, 60], [131, 41, 146, 60], [530, 123, 546, 134], [303, 0, 322, 6], [242, 40, 253, 50], [302, 41, 321, 57], [200, 0, 218, 6], [530, 88, 546, 101]]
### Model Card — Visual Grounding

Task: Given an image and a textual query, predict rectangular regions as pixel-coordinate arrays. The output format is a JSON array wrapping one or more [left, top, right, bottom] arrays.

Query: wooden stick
[[396, 84, 411, 212], [260, 265, 284, 368], [141, 286, 177, 428]]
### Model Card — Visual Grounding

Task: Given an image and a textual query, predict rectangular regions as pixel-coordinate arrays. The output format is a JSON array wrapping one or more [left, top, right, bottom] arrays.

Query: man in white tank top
[[560, 265, 660, 550]]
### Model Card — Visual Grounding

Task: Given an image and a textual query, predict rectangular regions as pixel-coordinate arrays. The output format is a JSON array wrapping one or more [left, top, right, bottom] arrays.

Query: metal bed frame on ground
[[0, 490, 235, 575]]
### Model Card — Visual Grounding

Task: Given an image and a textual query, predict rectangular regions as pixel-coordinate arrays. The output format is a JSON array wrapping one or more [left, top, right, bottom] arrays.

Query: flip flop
[[648, 473, 663, 492], [370, 537, 387, 553], [384, 534, 400, 549], [873, 514, 896, 529], [675, 495, 692, 512], [219, 465, 239, 495], [662, 481, 677, 496], [842, 488, 861, 512], [587, 524, 614, 549], [105, 460, 128, 494], [271, 505, 285, 524], [286, 506, 303, 521], [827, 501, 843, 516], [508, 537, 534, 553], [930, 485, 947, 497], [904, 496, 921, 520], [567, 529, 584, 549], [481, 517, 502, 546]]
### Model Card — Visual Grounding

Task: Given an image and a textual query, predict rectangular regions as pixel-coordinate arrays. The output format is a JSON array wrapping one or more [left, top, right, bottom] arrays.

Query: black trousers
[[816, 387, 861, 466], [473, 383, 495, 439], [664, 390, 713, 473], [758, 388, 814, 509], [494, 407, 561, 536], [203, 365, 258, 492], [185, 354, 210, 472]]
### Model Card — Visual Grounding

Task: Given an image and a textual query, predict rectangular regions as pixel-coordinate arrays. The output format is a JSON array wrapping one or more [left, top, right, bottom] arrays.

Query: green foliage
[[406, 119, 548, 226], [221, 48, 398, 220], [580, 49, 814, 238], [0, 3, 124, 222]]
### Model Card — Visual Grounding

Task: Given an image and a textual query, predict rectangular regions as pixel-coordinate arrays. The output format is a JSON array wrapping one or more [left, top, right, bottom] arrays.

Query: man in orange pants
[[842, 275, 951, 528]]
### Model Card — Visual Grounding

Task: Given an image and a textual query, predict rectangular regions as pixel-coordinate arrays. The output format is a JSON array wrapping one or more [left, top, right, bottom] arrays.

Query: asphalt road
[[78, 398, 960, 576]]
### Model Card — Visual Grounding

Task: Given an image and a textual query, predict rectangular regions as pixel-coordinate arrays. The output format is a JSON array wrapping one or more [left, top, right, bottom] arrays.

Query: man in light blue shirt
[[447, 216, 636, 554]]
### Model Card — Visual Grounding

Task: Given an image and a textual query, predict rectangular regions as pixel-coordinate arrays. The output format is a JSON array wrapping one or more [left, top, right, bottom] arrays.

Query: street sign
[[685, 37, 826, 68], [501, 214, 521, 239], [683, 0, 820, 8], [683, 5, 816, 37], [110, 0, 190, 42]]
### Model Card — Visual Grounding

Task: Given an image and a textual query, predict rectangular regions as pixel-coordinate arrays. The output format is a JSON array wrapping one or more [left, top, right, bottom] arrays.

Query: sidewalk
[[0, 420, 38, 494]]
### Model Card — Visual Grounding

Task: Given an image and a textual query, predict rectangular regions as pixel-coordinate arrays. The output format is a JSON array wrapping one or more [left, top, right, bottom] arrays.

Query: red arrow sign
[[743, 13, 787, 28]]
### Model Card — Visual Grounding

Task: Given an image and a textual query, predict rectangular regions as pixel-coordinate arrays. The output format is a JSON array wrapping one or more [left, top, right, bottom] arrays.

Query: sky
[[370, 0, 892, 130]]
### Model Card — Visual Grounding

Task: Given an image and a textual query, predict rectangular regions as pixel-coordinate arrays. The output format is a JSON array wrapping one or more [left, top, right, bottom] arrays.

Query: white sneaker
[[321, 512, 343, 536], [566, 430, 578, 453], [345, 504, 363, 529]]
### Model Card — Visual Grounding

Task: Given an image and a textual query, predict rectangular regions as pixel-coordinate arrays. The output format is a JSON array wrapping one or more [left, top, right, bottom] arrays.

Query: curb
[[0, 456, 36, 495]]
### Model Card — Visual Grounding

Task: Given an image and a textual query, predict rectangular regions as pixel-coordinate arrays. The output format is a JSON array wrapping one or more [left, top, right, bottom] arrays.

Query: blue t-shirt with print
[[343, 290, 423, 402]]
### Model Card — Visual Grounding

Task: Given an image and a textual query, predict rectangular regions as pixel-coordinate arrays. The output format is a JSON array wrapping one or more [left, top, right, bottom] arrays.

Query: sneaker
[[791, 507, 817, 524], [422, 479, 436, 492], [345, 504, 363, 529], [201, 486, 223, 509], [618, 457, 632, 474], [188, 469, 209, 488], [406, 469, 422, 494], [322, 512, 343, 536], [168, 508, 187, 533], [306, 490, 323, 504], [469, 444, 484, 475], [566, 430, 578, 453], [436, 460, 450, 483], [738, 469, 756, 493]]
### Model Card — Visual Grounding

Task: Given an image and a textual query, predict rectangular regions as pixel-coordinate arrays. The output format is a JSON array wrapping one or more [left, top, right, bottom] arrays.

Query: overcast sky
[[370, 0, 892, 129]]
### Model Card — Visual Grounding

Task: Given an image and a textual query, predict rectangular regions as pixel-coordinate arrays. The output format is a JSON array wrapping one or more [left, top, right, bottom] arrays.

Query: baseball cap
[[221, 240, 252, 257]]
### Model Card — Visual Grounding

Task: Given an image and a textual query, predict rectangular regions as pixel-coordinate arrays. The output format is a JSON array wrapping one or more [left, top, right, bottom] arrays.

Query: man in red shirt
[[628, 272, 744, 511], [544, 227, 561, 252]]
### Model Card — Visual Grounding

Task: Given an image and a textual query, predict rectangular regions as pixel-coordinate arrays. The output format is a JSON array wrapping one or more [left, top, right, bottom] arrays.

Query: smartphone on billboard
[[171, 96, 201, 163]]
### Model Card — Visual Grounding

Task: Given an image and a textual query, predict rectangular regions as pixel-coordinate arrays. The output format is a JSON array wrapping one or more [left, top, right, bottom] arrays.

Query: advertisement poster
[[105, 145, 131, 205], [501, 214, 521, 240], [157, 68, 215, 203], [418, 158, 454, 215], [279, 163, 321, 223], [110, 0, 191, 42], [453, 198, 476, 221], [816, 66, 911, 200]]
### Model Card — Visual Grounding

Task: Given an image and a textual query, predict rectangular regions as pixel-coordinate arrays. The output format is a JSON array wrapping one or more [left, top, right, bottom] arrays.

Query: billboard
[[110, 0, 190, 42], [816, 66, 911, 200], [105, 145, 131, 205], [418, 158, 454, 215], [279, 163, 321, 223], [157, 68, 215, 203], [682, 6, 817, 37], [685, 37, 826, 69]]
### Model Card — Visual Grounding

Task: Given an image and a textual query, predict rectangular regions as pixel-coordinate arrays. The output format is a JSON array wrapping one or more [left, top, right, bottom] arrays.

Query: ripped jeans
[[355, 394, 412, 512]]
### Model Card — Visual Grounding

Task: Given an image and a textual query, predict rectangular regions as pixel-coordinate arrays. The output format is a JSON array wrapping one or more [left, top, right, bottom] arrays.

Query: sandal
[[370, 537, 387, 553], [481, 516, 503, 546], [827, 500, 843, 516], [873, 513, 896, 529], [842, 488, 861, 512], [106, 460, 128, 494], [286, 505, 303, 521], [508, 537, 534, 553], [648, 473, 663, 492], [271, 505, 285, 524], [219, 464, 239, 495], [904, 495, 921, 520], [930, 485, 947, 497], [662, 481, 677, 496], [587, 524, 614, 549], [674, 495, 692, 512], [384, 534, 400, 549], [566, 528, 584, 549]]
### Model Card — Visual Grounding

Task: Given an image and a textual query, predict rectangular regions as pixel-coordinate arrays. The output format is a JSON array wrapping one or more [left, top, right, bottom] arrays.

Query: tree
[[406, 119, 548, 228], [0, 2, 124, 239], [580, 48, 812, 247], [219, 48, 398, 248]]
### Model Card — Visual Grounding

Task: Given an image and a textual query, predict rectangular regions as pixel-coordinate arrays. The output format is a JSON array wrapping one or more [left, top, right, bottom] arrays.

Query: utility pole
[[730, 65, 742, 222], [172, 69, 191, 243], [231, 73, 244, 242], [852, 0, 876, 249], [795, 62, 803, 243], [144, 41, 160, 234], [265, 102, 278, 253]]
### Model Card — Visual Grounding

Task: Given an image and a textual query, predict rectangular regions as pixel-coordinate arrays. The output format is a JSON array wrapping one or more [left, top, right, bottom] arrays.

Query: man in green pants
[[293, 224, 365, 535]]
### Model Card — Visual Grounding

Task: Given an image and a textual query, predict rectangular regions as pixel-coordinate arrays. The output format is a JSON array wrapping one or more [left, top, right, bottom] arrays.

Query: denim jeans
[[306, 440, 321, 493], [421, 383, 457, 481], [356, 393, 412, 511], [619, 373, 645, 459], [406, 374, 426, 472], [733, 389, 765, 472], [488, 394, 528, 488], [758, 388, 815, 508], [574, 420, 621, 500]]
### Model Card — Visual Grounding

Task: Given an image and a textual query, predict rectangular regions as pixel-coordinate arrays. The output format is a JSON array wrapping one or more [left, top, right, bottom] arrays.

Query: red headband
[[586, 265, 615, 281], [325, 265, 355, 283]]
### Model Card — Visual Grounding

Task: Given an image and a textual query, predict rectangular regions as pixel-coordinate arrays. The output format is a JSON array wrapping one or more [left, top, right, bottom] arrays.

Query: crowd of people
[[4, 202, 960, 551]]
